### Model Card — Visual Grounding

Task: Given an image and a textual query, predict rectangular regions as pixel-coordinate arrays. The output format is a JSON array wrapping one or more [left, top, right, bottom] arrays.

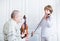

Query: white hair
[[11, 10, 20, 18]]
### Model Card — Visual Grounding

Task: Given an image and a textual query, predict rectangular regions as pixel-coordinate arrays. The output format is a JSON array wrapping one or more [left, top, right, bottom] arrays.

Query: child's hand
[[31, 31, 35, 37]]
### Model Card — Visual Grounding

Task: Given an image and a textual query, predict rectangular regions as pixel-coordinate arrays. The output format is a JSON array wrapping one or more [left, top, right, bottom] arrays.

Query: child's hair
[[44, 5, 53, 13]]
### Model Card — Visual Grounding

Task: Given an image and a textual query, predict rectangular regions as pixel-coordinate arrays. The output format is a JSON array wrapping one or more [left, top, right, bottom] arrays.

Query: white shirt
[[3, 19, 21, 41], [40, 18, 51, 37], [38, 17, 51, 37]]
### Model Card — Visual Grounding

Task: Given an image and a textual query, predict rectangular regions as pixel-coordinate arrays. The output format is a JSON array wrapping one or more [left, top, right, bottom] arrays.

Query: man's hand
[[31, 31, 35, 37]]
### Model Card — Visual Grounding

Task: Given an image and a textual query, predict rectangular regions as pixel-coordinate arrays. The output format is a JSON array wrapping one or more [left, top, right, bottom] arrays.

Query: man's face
[[15, 13, 22, 23], [45, 9, 51, 17]]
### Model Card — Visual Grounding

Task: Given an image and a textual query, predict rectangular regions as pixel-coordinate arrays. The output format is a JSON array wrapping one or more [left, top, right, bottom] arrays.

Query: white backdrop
[[0, 0, 60, 41]]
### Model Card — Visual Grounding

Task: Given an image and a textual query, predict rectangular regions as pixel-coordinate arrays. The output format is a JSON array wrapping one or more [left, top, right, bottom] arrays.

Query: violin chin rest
[[21, 34, 27, 39]]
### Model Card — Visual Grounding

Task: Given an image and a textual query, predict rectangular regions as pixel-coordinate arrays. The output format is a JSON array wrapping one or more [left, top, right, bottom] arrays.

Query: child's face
[[45, 9, 51, 17], [45, 9, 51, 14], [45, 9, 51, 15]]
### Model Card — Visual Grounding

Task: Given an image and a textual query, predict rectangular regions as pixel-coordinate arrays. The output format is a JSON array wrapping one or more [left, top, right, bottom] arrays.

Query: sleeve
[[7, 24, 17, 41], [3, 23, 8, 35]]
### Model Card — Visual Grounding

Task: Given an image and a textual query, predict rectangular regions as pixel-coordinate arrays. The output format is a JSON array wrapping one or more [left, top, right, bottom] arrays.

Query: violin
[[20, 15, 28, 39]]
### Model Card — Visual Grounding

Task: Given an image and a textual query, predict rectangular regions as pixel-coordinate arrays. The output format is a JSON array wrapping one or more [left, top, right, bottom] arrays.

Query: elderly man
[[3, 10, 22, 41]]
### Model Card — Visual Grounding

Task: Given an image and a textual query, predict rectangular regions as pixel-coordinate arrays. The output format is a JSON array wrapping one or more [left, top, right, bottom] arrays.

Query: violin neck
[[24, 19, 26, 29]]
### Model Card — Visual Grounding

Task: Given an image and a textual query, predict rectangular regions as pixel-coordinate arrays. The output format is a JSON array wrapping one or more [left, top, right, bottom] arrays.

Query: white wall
[[0, 0, 59, 41], [56, 0, 60, 41]]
